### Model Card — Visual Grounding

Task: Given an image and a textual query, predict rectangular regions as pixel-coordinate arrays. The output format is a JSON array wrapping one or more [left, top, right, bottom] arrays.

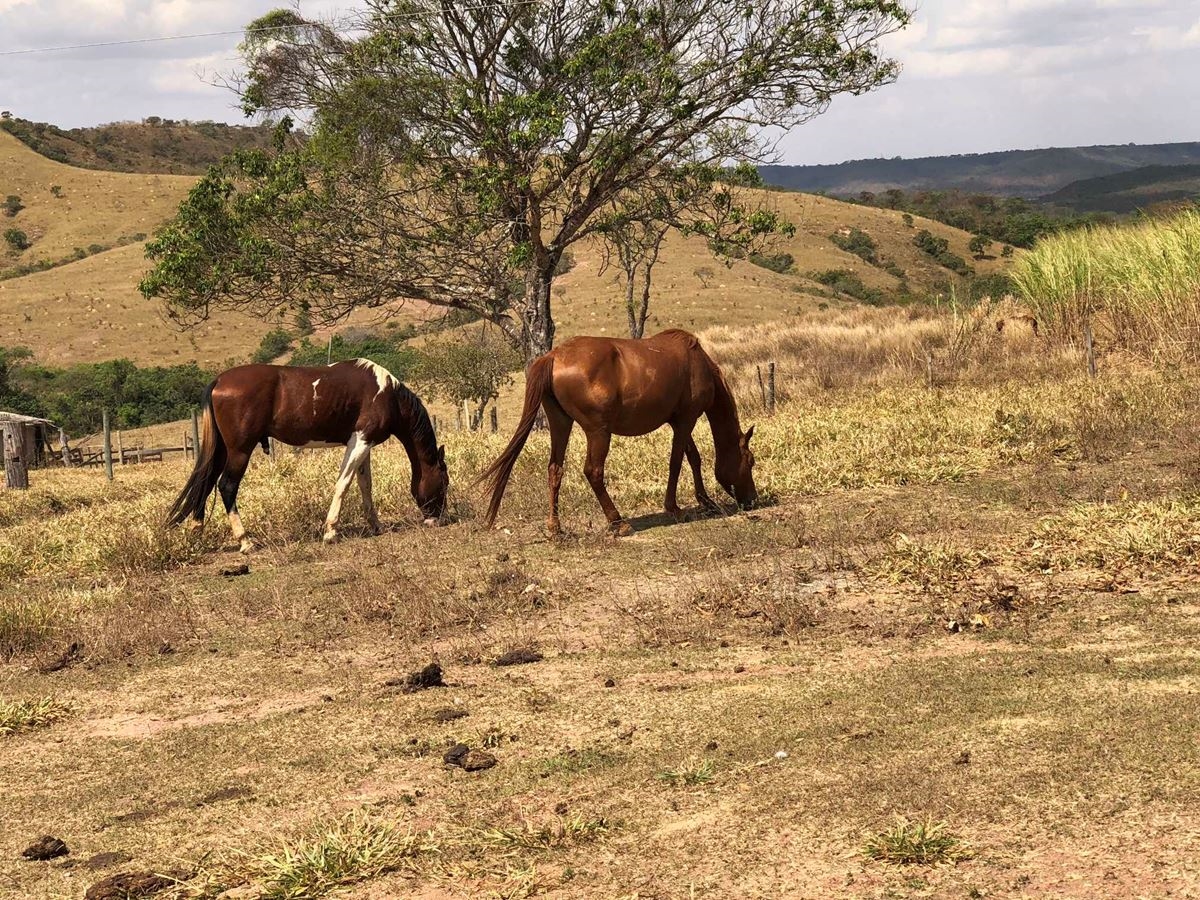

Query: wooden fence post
[[756, 365, 767, 410], [102, 410, 114, 482], [116, 430, 125, 465], [767, 362, 776, 415], [1084, 322, 1097, 379], [191, 410, 200, 461], [2, 421, 29, 489], [60, 428, 74, 468], [455, 406, 464, 431], [490, 405, 498, 433]]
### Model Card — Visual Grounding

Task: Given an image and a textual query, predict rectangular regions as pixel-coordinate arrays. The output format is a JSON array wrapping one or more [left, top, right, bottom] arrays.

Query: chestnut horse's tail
[[478, 353, 555, 527], [167, 381, 226, 527]]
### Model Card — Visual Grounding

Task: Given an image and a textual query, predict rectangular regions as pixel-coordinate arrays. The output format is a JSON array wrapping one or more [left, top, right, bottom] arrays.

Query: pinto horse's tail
[[167, 380, 226, 527], [477, 353, 555, 527]]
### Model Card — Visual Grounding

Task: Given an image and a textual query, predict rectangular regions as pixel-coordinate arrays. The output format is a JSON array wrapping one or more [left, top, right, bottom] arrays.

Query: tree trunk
[[522, 263, 556, 360], [624, 267, 639, 338]]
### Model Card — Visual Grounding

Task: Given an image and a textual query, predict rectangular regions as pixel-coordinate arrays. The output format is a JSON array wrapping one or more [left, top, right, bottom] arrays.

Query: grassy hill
[[760, 142, 1200, 198], [1, 130, 194, 277], [2, 125, 1009, 371], [1040, 165, 1200, 214], [0, 116, 277, 175]]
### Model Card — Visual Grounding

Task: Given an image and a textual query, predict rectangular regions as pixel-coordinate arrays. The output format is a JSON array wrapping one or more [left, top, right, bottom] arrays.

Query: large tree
[[141, 0, 910, 358]]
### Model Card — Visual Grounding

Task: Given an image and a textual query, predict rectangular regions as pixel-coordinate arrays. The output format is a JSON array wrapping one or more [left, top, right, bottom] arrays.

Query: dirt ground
[[3, 437, 1200, 899]]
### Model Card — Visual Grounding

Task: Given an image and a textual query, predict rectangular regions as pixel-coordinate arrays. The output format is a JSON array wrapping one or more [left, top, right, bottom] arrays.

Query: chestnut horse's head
[[414, 445, 449, 524], [717, 425, 757, 509]]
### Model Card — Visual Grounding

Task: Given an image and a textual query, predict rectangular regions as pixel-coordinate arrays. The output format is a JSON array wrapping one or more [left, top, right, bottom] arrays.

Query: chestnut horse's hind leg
[[685, 437, 719, 513], [356, 456, 382, 535], [582, 429, 630, 536], [545, 402, 573, 536], [218, 448, 254, 554], [324, 434, 373, 544]]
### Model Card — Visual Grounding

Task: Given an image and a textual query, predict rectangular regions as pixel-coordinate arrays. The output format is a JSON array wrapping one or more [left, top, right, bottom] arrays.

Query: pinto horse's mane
[[392, 378, 439, 459]]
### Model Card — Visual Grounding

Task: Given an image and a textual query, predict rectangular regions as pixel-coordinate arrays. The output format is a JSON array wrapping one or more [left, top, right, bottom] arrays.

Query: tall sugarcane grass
[[1011, 207, 1200, 359]]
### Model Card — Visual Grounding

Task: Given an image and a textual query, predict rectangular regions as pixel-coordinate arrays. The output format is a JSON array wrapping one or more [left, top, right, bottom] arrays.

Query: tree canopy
[[141, 0, 910, 358]]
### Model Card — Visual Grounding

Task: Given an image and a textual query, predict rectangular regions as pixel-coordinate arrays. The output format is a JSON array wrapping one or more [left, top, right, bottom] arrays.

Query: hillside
[[760, 142, 1200, 198], [0, 130, 194, 277], [1, 126, 1008, 369], [1040, 164, 1200, 214], [0, 116, 277, 175]]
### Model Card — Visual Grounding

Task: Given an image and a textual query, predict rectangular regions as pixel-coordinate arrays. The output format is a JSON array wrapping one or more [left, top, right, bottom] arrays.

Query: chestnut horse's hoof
[[609, 520, 634, 537], [665, 506, 685, 523], [546, 519, 563, 538]]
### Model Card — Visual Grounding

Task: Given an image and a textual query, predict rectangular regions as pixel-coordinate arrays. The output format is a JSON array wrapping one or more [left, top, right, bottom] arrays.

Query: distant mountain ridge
[[1040, 164, 1200, 214], [760, 142, 1200, 198]]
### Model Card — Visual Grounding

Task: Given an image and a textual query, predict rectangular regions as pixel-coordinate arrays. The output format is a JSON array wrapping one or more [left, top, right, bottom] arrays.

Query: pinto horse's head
[[717, 425, 758, 510], [414, 445, 449, 524]]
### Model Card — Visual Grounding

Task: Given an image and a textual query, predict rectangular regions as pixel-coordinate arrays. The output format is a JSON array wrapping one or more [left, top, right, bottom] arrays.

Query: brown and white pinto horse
[[168, 359, 447, 552], [479, 329, 756, 536]]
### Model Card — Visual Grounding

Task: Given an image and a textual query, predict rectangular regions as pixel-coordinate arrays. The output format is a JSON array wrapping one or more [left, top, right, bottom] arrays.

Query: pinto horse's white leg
[[323, 433, 372, 544], [356, 456, 382, 535]]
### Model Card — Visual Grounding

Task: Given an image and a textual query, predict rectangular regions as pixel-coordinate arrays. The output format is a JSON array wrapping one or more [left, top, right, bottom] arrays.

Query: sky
[[0, 0, 1197, 165]]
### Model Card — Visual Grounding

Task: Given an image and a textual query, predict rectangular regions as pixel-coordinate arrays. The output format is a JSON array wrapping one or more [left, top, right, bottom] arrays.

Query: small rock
[[443, 743, 470, 766], [462, 749, 497, 771], [220, 563, 250, 578], [705, 740, 719, 751], [775, 750, 789, 760], [431, 707, 468, 723], [733, 664, 746, 674], [955, 750, 971, 765], [387, 662, 445, 693], [492, 647, 544, 667], [603, 677, 616, 688], [22, 836, 68, 861], [84, 871, 177, 900], [554, 801, 569, 815]]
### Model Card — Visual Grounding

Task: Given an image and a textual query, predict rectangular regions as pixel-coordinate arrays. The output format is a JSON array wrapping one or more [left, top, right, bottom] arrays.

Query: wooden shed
[[1, 411, 56, 489]]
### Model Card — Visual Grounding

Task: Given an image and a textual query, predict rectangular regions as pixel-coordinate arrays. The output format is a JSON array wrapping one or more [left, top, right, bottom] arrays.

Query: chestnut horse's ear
[[437, 445, 446, 464], [743, 425, 755, 445]]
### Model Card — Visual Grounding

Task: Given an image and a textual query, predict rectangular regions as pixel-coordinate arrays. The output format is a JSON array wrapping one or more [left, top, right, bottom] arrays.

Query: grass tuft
[[0, 696, 73, 735], [864, 816, 972, 866], [247, 811, 437, 899], [658, 756, 716, 787], [478, 816, 611, 852]]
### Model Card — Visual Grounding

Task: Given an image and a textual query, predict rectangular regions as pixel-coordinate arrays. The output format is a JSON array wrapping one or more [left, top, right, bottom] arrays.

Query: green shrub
[[748, 252, 794, 274], [810, 268, 885, 305], [252, 328, 294, 364], [3, 195, 23, 217], [4, 228, 30, 251], [830, 227, 878, 264]]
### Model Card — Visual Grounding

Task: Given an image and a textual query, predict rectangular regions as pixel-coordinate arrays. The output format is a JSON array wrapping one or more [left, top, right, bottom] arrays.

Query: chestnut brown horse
[[479, 329, 756, 535], [168, 359, 447, 552]]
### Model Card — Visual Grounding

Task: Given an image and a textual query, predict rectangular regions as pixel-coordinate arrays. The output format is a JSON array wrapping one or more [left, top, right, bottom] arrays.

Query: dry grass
[[5, 308, 1200, 898], [1012, 207, 1200, 359]]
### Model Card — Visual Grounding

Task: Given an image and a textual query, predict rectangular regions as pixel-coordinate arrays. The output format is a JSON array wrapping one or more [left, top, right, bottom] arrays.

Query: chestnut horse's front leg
[[685, 437, 719, 513], [582, 429, 630, 536], [665, 425, 689, 521]]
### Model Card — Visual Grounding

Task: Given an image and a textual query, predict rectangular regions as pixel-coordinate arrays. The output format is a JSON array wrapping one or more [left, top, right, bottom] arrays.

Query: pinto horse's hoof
[[322, 530, 340, 545], [238, 538, 255, 555]]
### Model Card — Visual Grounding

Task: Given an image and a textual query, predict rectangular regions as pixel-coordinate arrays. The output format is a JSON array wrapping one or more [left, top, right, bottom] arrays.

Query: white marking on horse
[[353, 358, 398, 399], [312, 378, 321, 410]]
